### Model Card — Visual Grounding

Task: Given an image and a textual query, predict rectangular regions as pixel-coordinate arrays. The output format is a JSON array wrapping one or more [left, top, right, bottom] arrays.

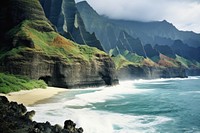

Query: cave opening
[[39, 76, 51, 85]]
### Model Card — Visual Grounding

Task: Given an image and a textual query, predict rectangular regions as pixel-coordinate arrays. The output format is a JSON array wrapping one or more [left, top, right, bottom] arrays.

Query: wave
[[27, 76, 200, 133], [28, 104, 173, 133], [125, 76, 200, 85], [179, 91, 200, 95], [62, 82, 154, 107]]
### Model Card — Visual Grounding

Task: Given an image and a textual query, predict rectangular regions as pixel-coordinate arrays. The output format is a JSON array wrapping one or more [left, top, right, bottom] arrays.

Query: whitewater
[[28, 76, 200, 133]]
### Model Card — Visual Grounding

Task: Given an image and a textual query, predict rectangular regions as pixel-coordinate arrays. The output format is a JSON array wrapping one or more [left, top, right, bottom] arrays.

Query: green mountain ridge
[[0, 0, 118, 89]]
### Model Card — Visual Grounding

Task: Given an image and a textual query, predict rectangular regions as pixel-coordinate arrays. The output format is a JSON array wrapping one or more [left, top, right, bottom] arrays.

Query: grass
[[1, 20, 106, 63], [112, 55, 135, 70], [110, 49, 158, 69], [193, 61, 200, 68], [175, 55, 198, 68], [0, 73, 47, 94], [122, 51, 145, 64]]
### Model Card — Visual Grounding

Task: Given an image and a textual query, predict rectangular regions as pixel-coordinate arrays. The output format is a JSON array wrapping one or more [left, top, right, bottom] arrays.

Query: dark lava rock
[[0, 96, 83, 133]]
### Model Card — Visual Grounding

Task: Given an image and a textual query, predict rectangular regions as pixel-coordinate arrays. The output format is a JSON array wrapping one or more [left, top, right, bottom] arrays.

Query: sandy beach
[[0, 87, 67, 106]]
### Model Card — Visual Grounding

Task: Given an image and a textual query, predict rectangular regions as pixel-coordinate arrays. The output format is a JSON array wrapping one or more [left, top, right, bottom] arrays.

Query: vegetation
[[111, 50, 186, 70], [1, 20, 106, 63], [158, 54, 179, 67], [0, 73, 47, 94], [112, 55, 135, 70], [110, 49, 147, 69], [123, 52, 144, 64], [0, 18, 108, 93], [176, 55, 200, 69]]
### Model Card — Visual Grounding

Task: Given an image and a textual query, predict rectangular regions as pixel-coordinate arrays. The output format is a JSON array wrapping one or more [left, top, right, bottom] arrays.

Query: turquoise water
[[29, 76, 200, 133]]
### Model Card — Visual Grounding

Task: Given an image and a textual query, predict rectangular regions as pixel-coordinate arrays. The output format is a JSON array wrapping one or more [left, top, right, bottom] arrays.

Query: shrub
[[0, 73, 47, 94]]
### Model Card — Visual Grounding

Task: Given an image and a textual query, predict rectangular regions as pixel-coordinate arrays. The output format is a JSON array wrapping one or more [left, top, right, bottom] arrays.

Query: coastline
[[0, 87, 67, 106]]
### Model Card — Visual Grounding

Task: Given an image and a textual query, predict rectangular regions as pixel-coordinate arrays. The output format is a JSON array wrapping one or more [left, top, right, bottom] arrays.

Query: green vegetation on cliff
[[176, 55, 200, 69], [112, 55, 134, 70], [1, 20, 106, 63], [110, 49, 157, 70], [0, 73, 46, 94]]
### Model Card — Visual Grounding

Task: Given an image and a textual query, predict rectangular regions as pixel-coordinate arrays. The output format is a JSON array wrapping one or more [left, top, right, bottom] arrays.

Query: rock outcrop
[[0, 96, 83, 133], [40, 0, 104, 51], [0, 0, 118, 88], [117, 65, 187, 80], [0, 50, 118, 88]]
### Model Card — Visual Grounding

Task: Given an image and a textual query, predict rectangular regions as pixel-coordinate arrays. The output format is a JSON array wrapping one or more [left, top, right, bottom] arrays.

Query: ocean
[[28, 76, 200, 133]]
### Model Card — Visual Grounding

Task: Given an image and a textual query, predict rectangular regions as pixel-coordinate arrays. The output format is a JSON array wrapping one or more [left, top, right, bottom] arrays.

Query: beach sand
[[0, 87, 67, 106]]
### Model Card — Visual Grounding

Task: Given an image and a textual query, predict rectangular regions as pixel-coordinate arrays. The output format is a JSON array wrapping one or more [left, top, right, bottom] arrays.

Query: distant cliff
[[0, 0, 118, 88], [40, 0, 104, 51], [77, 1, 200, 77]]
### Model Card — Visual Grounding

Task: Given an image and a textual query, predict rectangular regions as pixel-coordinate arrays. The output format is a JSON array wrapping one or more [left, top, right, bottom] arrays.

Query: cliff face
[[154, 44, 176, 59], [114, 31, 147, 57], [0, 0, 118, 88], [172, 40, 200, 62], [117, 65, 187, 80], [144, 44, 159, 59], [0, 50, 118, 88], [40, 0, 104, 51], [0, 0, 54, 50]]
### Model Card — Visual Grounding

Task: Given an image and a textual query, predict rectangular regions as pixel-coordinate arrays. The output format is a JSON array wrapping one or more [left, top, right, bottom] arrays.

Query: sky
[[75, 0, 200, 33]]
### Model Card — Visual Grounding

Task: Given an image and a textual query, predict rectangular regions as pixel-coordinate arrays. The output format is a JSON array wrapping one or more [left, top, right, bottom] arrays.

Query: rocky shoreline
[[0, 96, 83, 133]]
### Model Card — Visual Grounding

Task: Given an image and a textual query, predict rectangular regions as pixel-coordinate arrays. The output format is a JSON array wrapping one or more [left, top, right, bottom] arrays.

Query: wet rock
[[0, 96, 83, 133]]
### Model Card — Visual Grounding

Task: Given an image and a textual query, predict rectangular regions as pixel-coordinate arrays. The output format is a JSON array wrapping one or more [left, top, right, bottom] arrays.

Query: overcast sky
[[75, 0, 200, 33]]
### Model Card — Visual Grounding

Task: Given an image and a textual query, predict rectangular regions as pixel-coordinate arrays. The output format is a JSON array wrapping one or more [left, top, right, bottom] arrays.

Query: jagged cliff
[[77, 1, 200, 77], [0, 0, 118, 88], [40, 0, 103, 51], [77, 1, 200, 48], [114, 31, 147, 57]]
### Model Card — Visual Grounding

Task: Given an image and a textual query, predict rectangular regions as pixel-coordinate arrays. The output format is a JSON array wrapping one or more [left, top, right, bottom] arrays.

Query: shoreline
[[0, 87, 67, 106]]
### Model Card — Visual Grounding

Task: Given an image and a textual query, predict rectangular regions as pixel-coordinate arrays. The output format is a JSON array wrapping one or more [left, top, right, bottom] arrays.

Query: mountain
[[172, 40, 200, 62], [144, 44, 159, 60], [77, 1, 200, 77], [40, 0, 103, 50], [76, 1, 121, 52], [0, 0, 118, 88], [111, 20, 200, 48], [154, 44, 176, 59], [77, 1, 200, 49], [113, 31, 147, 57]]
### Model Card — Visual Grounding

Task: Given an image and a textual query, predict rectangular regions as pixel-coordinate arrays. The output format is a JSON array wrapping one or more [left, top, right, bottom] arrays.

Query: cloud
[[75, 0, 200, 33]]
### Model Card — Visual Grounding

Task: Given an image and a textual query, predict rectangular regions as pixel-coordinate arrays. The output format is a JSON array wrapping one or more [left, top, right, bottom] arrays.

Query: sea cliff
[[0, 0, 118, 88]]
